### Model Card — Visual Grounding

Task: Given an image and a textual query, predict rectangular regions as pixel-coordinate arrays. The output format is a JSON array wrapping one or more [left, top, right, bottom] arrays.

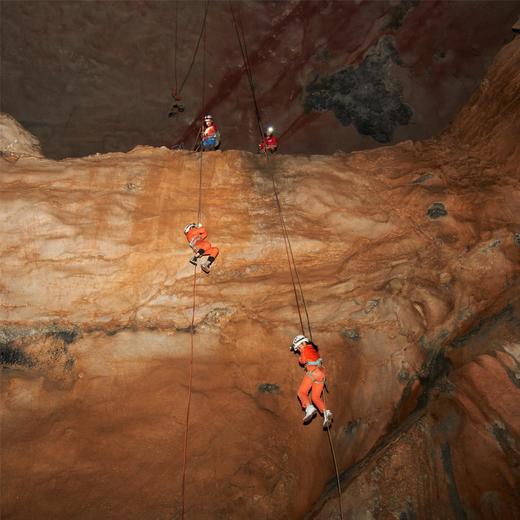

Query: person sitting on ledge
[[258, 125, 278, 153], [201, 114, 221, 151]]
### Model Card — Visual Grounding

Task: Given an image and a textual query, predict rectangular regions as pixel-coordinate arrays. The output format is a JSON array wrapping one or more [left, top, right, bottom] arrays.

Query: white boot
[[201, 256, 215, 274], [323, 409, 333, 428], [303, 404, 317, 424]]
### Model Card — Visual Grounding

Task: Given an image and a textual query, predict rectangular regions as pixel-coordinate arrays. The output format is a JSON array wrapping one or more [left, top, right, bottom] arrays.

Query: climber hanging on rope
[[184, 223, 219, 274], [258, 125, 278, 153], [200, 114, 221, 151], [291, 335, 333, 427]]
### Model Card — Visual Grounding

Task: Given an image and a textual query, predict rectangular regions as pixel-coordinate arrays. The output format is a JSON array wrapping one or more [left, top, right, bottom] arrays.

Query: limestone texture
[[1, 31, 520, 520], [0, 113, 43, 159]]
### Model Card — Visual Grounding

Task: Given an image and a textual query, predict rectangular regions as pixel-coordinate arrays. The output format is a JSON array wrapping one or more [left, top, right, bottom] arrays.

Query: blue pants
[[202, 136, 218, 150]]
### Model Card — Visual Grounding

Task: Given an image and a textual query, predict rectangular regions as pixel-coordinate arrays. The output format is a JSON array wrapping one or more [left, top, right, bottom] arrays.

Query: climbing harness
[[180, 3, 208, 519], [189, 235, 203, 250], [229, 3, 343, 517], [305, 368, 326, 385]]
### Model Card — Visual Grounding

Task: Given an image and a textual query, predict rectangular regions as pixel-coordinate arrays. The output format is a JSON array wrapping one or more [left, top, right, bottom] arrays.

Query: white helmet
[[291, 334, 309, 351], [265, 125, 274, 136], [183, 223, 201, 234], [204, 114, 213, 121]]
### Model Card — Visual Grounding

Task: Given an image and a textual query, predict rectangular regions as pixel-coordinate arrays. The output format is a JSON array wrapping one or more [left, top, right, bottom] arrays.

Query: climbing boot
[[303, 404, 317, 424], [189, 255, 200, 266], [201, 256, 215, 274], [323, 409, 333, 428]]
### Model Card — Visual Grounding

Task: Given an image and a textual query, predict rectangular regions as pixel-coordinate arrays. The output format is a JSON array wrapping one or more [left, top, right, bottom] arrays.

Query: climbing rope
[[176, 0, 209, 97], [173, 0, 209, 99], [180, 3, 208, 519], [173, 0, 178, 96], [323, 394, 344, 518], [229, 4, 343, 517], [229, 1, 311, 339]]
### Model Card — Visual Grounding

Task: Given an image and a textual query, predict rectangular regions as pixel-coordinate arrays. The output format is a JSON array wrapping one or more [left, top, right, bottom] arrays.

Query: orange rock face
[[1, 37, 519, 520]]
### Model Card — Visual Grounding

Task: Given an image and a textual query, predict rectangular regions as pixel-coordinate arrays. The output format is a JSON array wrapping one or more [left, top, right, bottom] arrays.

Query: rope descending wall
[[228, 2, 344, 518], [180, 2, 208, 518]]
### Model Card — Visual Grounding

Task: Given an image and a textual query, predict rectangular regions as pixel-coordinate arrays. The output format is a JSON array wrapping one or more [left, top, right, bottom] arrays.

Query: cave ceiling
[[1, 0, 519, 158]]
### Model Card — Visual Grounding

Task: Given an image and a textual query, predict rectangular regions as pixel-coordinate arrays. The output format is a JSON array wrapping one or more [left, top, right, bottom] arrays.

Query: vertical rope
[[323, 394, 344, 519], [229, 4, 342, 517], [229, 0, 311, 338], [180, 3, 208, 518], [174, 0, 178, 94], [180, 271, 197, 519], [198, 11, 206, 222], [177, 0, 209, 96], [326, 428, 344, 519]]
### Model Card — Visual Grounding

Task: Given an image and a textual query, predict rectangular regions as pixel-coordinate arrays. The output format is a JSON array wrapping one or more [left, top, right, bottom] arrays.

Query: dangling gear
[[323, 409, 333, 428], [303, 404, 317, 424], [201, 256, 215, 274], [291, 335, 310, 351]]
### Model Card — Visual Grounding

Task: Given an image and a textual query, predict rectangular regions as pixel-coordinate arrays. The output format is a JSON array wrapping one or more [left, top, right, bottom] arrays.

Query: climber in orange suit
[[290, 335, 333, 427], [184, 223, 219, 274]]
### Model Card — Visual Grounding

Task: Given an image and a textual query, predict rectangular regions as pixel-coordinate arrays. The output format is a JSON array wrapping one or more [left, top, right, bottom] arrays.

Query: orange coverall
[[186, 226, 219, 259], [297, 344, 326, 413]]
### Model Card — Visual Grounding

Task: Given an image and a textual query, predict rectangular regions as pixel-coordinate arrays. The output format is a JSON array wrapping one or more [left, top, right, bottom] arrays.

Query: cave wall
[[1, 15, 520, 520], [1, 0, 519, 158]]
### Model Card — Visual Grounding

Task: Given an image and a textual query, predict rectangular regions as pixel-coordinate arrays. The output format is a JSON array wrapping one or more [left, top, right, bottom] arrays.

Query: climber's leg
[[189, 246, 206, 266], [204, 246, 219, 259], [311, 380, 325, 414], [297, 375, 313, 410], [192, 241, 210, 256], [201, 256, 215, 274], [197, 246, 219, 274], [323, 409, 333, 428], [309, 368, 326, 414]]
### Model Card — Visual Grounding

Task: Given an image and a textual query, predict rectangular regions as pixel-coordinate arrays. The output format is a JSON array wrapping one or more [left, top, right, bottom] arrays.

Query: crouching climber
[[201, 114, 221, 151], [258, 126, 278, 153], [290, 335, 333, 427], [183, 223, 219, 274]]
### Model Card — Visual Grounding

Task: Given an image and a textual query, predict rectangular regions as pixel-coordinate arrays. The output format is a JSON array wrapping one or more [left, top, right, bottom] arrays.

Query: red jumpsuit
[[186, 226, 219, 259], [297, 344, 326, 413], [259, 135, 278, 153], [203, 124, 218, 139], [202, 123, 220, 150]]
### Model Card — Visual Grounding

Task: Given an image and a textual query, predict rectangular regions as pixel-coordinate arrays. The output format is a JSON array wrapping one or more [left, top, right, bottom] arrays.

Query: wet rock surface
[[304, 37, 413, 143], [1, 34, 519, 520]]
